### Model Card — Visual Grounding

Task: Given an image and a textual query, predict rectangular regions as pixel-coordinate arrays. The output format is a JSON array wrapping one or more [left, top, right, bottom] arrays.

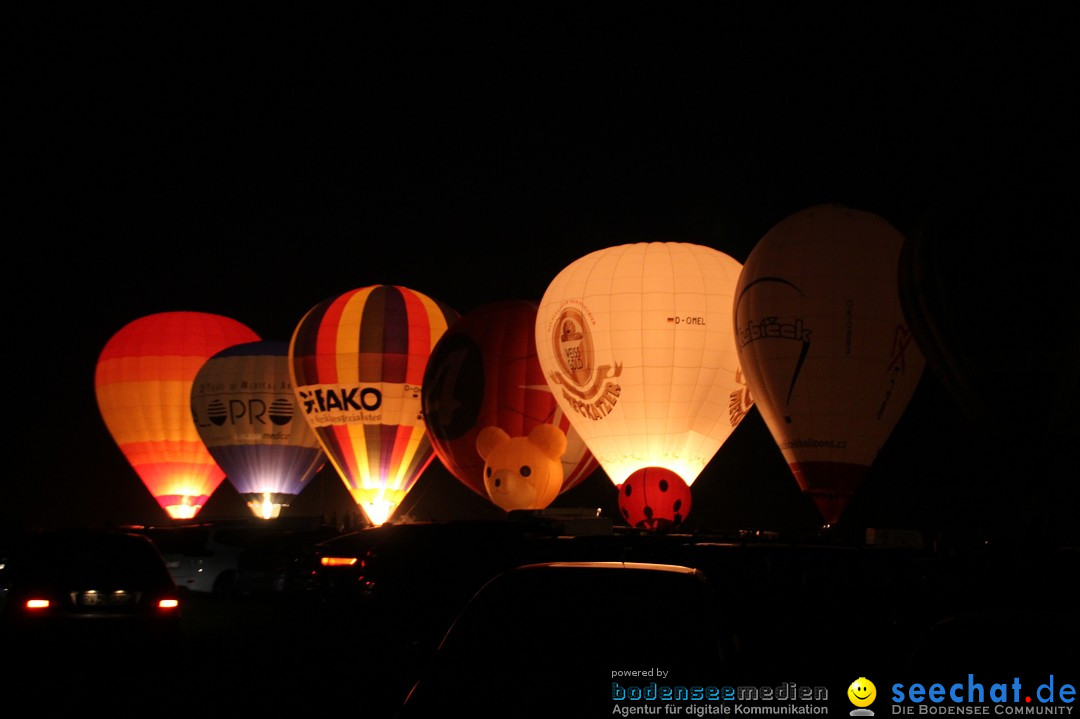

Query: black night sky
[[8, 7, 1077, 548]]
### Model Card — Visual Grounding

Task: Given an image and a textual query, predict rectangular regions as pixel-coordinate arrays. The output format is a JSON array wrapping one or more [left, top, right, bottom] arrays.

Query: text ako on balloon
[[289, 285, 459, 526]]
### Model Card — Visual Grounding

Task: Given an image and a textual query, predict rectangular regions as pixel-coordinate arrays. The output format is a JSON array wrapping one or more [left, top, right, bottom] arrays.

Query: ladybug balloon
[[618, 467, 692, 531]]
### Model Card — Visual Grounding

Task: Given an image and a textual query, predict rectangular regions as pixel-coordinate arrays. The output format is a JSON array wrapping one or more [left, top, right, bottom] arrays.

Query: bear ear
[[528, 423, 568, 460], [476, 425, 511, 460]]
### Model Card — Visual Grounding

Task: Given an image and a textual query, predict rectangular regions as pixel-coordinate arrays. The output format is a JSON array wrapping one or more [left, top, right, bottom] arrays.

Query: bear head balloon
[[476, 424, 568, 511]]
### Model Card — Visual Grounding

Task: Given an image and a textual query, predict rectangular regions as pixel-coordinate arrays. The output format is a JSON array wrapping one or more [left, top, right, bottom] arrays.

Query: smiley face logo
[[848, 677, 877, 708]]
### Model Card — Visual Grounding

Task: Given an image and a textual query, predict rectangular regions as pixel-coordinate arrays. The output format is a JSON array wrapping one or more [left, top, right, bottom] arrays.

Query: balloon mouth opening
[[807, 491, 853, 526], [158, 494, 210, 520], [243, 492, 295, 520]]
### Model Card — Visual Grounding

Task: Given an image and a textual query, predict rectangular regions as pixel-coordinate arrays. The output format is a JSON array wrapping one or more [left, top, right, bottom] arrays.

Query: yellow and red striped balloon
[[95, 311, 261, 520], [289, 285, 459, 526]]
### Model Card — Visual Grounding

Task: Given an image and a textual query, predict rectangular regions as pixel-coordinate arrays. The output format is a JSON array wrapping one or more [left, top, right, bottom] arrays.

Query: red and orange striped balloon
[[289, 285, 459, 525], [95, 311, 261, 520]]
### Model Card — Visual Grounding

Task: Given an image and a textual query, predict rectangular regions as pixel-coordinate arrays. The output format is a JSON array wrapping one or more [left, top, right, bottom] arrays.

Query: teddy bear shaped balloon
[[475, 424, 568, 511]]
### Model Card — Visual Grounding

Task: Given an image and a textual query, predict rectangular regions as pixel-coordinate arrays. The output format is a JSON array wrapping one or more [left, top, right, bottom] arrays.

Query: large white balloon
[[535, 242, 752, 488], [734, 203, 925, 525]]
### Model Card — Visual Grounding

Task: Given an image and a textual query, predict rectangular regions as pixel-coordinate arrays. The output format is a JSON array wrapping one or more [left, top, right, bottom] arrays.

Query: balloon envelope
[[95, 311, 262, 520], [734, 204, 925, 524], [618, 466, 692, 531], [191, 340, 326, 519], [898, 183, 1078, 539], [899, 183, 1078, 447], [421, 299, 599, 506], [535, 242, 752, 488], [289, 285, 459, 526]]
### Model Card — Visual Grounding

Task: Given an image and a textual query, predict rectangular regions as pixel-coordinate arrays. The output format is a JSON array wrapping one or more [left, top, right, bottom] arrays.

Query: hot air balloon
[[421, 299, 599, 510], [95, 311, 262, 520], [898, 181, 1078, 540], [899, 182, 1077, 449], [618, 466, 692, 531], [535, 242, 752, 496], [191, 340, 327, 520], [475, 424, 569, 511], [734, 203, 925, 526], [289, 285, 459, 526]]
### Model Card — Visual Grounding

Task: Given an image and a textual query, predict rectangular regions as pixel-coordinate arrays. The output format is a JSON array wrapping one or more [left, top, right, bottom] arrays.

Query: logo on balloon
[[552, 307, 593, 383], [545, 305, 622, 422], [197, 398, 296, 428], [268, 398, 295, 425], [296, 384, 383, 426], [729, 367, 754, 428]]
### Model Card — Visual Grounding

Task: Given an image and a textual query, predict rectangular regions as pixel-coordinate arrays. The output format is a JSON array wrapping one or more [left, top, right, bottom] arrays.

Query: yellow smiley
[[848, 677, 877, 707]]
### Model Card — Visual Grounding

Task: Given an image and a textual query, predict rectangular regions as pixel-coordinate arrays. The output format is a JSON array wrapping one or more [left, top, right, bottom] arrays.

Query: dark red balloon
[[897, 179, 1078, 541], [618, 467, 692, 531], [421, 300, 598, 502], [899, 181, 1077, 447]]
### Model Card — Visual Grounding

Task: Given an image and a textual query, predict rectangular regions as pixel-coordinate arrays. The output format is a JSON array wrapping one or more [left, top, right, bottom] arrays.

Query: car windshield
[[19, 530, 172, 585], [440, 564, 724, 670]]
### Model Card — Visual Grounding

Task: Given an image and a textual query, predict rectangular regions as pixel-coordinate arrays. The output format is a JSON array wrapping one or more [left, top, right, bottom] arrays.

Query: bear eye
[[520, 465, 531, 477], [486, 467, 492, 478]]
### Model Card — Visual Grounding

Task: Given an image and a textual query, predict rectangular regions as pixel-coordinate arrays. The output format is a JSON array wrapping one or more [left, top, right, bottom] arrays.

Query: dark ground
[[6, 530, 1078, 718]]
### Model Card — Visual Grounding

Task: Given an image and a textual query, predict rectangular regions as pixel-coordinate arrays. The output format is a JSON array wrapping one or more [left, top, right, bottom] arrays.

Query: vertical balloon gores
[[534, 242, 753, 498], [421, 299, 599, 511], [733, 203, 925, 525], [95, 311, 262, 520], [191, 340, 326, 520], [289, 285, 459, 526]]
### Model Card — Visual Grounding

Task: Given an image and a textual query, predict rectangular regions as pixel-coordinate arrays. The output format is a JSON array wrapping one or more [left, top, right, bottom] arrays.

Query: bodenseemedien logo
[[850, 677, 878, 716], [611, 677, 829, 715], [891, 675, 1075, 714]]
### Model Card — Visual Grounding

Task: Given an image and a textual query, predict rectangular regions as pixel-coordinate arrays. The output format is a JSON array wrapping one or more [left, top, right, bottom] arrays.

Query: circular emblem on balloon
[[535, 242, 750, 489], [551, 306, 594, 388], [421, 300, 599, 508]]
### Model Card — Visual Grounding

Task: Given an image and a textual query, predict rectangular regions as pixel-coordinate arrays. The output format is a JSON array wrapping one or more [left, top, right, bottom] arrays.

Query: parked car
[[0, 527, 182, 645], [233, 524, 342, 598], [397, 561, 738, 717], [310, 520, 537, 641], [132, 517, 330, 596], [309, 517, 701, 653], [130, 520, 250, 595]]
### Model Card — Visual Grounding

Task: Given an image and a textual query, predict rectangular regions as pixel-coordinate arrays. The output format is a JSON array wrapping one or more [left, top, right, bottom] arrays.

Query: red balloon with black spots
[[618, 467, 692, 531]]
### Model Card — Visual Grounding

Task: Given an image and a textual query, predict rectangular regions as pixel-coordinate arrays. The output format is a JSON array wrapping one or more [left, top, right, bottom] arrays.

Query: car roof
[[512, 560, 702, 573], [4, 528, 175, 584]]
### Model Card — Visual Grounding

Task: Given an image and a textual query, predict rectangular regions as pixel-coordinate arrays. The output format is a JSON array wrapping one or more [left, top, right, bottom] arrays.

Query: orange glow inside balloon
[[95, 311, 261, 520], [535, 243, 752, 488], [289, 286, 459, 526]]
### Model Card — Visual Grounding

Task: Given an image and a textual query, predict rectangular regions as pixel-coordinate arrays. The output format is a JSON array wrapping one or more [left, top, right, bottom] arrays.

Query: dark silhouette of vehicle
[[232, 524, 342, 598], [397, 561, 738, 718], [130, 517, 332, 596], [0, 527, 182, 645]]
